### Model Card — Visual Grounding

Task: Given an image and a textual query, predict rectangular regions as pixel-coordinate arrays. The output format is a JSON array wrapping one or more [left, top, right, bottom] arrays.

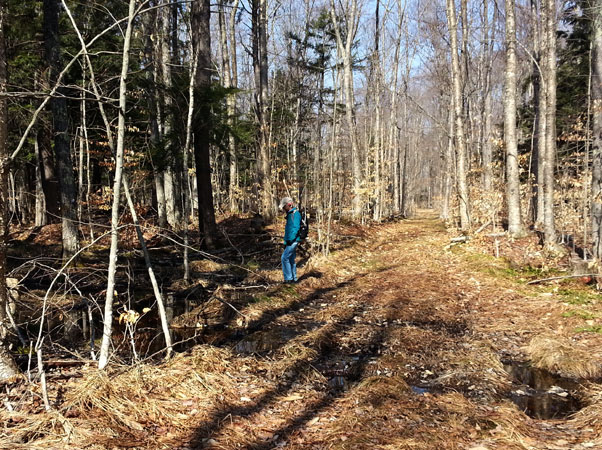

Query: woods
[[1, 0, 602, 446]]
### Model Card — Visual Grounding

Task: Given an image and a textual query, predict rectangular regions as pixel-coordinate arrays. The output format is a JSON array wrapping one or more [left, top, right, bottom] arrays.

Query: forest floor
[[3, 210, 602, 449]]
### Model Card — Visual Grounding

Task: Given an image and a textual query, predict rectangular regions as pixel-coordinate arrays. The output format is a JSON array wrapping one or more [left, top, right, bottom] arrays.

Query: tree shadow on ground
[[185, 268, 398, 449]]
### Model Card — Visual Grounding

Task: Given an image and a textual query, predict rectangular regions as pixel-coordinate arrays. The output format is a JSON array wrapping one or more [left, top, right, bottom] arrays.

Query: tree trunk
[[191, 0, 218, 248], [330, 0, 362, 219], [0, 0, 19, 381], [61, 0, 174, 361], [481, 0, 495, 191], [372, 0, 381, 221], [183, 41, 198, 283], [229, 0, 240, 213], [219, 0, 239, 213], [98, 0, 137, 370], [34, 136, 47, 226], [529, 0, 544, 224], [441, 102, 455, 221], [504, 0, 525, 236], [543, 0, 557, 244], [591, 0, 602, 258], [160, 0, 181, 229], [43, 0, 79, 260], [36, 124, 59, 222], [446, 0, 470, 230], [252, 0, 273, 221], [141, 9, 167, 229]]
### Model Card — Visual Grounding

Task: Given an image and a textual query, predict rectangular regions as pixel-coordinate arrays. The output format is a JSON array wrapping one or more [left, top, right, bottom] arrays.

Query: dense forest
[[0, 0, 602, 447]]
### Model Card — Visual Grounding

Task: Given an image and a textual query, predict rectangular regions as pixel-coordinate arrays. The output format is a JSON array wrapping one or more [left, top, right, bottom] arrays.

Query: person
[[279, 197, 301, 283]]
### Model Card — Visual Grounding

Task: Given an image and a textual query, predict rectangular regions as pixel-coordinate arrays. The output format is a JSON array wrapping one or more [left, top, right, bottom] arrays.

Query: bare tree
[[98, 0, 138, 370], [591, 0, 602, 258], [43, 0, 79, 260], [542, 0, 557, 244], [504, 0, 525, 236], [191, 0, 218, 248], [0, 0, 19, 381], [219, 0, 240, 212], [142, 9, 168, 229], [330, 0, 363, 219], [252, 0, 274, 221], [531, 0, 547, 225], [481, 0, 496, 191], [160, 0, 181, 229], [446, 0, 470, 230]]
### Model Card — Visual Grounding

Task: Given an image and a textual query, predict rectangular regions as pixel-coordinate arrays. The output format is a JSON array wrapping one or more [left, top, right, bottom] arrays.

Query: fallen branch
[[475, 221, 492, 234], [209, 287, 247, 322], [526, 273, 599, 285]]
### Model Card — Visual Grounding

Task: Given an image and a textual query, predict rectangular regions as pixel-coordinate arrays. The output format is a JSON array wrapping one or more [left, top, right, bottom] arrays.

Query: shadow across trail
[[187, 267, 400, 449]]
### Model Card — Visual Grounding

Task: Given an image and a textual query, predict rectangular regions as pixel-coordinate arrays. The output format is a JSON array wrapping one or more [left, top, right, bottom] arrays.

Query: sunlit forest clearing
[[0, 0, 602, 448]]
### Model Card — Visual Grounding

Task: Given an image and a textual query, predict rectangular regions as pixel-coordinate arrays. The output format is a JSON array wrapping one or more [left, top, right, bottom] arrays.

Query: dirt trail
[[4, 212, 601, 449], [175, 212, 600, 449]]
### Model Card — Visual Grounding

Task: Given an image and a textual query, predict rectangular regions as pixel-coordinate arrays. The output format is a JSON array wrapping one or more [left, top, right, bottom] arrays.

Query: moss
[[562, 310, 596, 320], [251, 294, 275, 304], [360, 259, 389, 271], [279, 284, 300, 297], [480, 263, 560, 284], [575, 325, 602, 334], [558, 288, 598, 305]]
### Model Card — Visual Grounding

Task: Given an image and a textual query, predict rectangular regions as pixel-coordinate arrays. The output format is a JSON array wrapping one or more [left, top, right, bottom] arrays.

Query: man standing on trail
[[279, 197, 301, 283]]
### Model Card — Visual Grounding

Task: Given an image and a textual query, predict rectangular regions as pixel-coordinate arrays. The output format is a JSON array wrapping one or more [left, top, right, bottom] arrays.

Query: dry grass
[[54, 346, 239, 447], [571, 383, 602, 440], [5, 214, 602, 449], [431, 342, 512, 397], [526, 334, 602, 379]]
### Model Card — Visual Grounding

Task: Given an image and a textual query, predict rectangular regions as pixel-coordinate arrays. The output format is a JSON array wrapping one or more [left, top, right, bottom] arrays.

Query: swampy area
[[2, 211, 602, 449]]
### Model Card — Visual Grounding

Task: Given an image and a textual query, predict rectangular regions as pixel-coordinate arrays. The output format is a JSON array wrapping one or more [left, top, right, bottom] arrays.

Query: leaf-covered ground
[[3, 211, 602, 449]]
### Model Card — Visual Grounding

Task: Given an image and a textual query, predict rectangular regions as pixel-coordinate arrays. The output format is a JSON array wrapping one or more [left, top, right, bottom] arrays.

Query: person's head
[[279, 197, 294, 212]]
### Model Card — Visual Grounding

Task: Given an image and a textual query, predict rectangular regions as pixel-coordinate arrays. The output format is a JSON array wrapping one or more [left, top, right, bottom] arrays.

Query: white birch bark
[[98, 0, 137, 370], [61, 0, 174, 364]]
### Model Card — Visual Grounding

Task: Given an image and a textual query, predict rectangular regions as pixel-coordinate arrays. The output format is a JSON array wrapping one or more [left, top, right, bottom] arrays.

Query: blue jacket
[[284, 207, 301, 244]]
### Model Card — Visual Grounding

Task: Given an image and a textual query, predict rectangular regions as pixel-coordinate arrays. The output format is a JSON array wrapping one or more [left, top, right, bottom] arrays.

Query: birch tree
[[98, 0, 137, 370]]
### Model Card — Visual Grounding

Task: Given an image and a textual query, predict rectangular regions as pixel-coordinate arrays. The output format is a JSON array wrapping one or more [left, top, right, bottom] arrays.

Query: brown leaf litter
[[3, 212, 602, 449]]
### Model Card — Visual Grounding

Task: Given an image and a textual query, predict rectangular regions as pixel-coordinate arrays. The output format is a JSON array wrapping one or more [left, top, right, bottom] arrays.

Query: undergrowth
[[562, 310, 596, 320], [558, 288, 599, 305]]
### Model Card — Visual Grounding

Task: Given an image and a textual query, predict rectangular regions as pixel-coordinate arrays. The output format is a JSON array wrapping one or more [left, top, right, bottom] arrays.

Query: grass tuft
[[526, 335, 602, 379]]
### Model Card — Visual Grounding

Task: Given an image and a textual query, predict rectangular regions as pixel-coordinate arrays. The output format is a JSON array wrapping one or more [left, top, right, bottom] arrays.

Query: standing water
[[503, 360, 582, 419]]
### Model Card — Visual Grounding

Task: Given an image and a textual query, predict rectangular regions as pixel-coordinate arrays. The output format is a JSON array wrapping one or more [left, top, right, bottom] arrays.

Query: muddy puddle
[[410, 385, 430, 395], [234, 328, 299, 354], [503, 360, 583, 419]]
